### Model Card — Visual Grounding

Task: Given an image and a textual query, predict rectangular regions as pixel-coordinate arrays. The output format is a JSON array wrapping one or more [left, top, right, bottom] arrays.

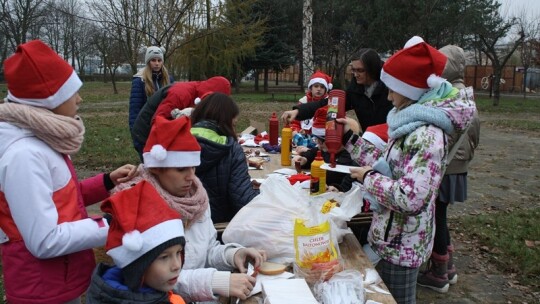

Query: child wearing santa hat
[[130, 76, 231, 160], [0, 40, 137, 304], [339, 36, 477, 303], [113, 115, 266, 303], [86, 181, 186, 303], [291, 70, 332, 139]]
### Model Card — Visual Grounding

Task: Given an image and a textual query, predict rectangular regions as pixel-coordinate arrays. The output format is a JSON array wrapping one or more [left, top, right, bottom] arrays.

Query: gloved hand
[[171, 107, 194, 119]]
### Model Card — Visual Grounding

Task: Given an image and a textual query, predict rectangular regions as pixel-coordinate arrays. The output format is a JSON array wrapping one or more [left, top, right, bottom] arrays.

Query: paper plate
[[320, 163, 357, 174]]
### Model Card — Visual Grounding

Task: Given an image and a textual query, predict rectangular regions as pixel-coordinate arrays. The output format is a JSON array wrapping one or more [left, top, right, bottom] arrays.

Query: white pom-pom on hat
[[427, 74, 446, 88], [122, 230, 143, 251], [404, 36, 425, 48], [150, 144, 167, 160], [328, 83, 333, 90], [194, 97, 201, 105]]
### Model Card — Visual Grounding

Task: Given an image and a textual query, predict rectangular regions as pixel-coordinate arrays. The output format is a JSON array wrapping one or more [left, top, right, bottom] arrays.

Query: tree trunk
[[492, 72, 501, 106], [523, 67, 528, 99], [302, 0, 314, 88], [263, 68, 269, 93], [254, 69, 260, 92]]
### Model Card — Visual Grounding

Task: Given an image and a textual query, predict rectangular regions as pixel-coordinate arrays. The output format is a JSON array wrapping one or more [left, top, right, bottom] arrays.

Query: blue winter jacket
[[191, 120, 259, 224]]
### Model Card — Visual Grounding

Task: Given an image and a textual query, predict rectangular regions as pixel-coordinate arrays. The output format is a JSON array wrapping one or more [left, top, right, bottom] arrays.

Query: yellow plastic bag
[[293, 219, 343, 284]]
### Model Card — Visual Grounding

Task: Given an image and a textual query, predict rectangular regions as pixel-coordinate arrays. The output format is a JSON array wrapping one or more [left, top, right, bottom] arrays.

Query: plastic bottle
[[325, 89, 346, 167], [269, 112, 279, 146], [310, 150, 326, 195], [281, 124, 292, 166]]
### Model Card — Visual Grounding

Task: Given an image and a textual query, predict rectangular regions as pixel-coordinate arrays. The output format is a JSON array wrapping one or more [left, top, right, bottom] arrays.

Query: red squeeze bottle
[[269, 112, 279, 146], [325, 89, 346, 167]]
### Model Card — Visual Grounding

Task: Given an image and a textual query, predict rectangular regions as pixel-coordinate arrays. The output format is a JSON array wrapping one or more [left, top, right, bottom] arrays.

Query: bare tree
[[474, 2, 525, 105], [301, 0, 313, 88], [88, 0, 149, 74], [92, 28, 126, 93], [0, 0, 48, 49]]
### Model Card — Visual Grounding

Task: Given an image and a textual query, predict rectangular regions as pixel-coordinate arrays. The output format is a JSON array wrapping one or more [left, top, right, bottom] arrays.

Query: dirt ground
[[416, 112, 540, 304]]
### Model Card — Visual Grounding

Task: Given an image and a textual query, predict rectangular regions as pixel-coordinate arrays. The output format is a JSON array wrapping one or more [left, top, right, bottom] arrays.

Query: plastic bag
[[292, 219, 343, 284], [313, 269, 365, 304], [222, 175, 363, 264]]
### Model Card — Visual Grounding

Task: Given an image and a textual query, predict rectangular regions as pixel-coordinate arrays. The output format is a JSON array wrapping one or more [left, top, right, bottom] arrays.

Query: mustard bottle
[[310, 150, 326, 195], [281, 124, 292, 166]]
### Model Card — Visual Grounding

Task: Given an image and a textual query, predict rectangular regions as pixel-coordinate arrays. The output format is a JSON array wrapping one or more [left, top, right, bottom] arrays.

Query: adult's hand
[[281, 109, 299, 125], [109, 164, 138, 185], [229, 273, 256, 300], [336, 118, 351, 134], [233, 248, 267, 273]]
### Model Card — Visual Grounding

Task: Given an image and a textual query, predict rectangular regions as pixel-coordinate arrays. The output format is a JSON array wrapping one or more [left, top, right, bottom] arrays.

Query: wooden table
[[234, 148, 397, 303]]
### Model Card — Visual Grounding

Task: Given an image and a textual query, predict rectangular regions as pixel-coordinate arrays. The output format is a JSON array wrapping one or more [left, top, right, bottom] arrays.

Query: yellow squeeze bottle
[[281, 124, 292, 166], [310, 150, 326, 195]]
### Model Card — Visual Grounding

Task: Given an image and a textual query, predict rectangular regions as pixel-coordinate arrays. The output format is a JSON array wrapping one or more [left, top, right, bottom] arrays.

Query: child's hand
[[233, 248, 267, 273], [350, 166, 374, 183], [109, 164, 138, 185], [327, 185, 340, 193], [295, 146, 309, 154], [229, 273, 256, 300], [292, 155, 307, 166]]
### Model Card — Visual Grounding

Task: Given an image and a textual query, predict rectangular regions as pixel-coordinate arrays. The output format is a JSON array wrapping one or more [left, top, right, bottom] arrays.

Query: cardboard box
[[240, 120, 267, 135], [240, 126, 258, 135]]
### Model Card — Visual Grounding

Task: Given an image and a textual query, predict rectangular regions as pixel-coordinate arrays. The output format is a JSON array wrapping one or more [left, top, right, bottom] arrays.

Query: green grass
[[475, 96, 540, 114], [458, 208, 540, 287]]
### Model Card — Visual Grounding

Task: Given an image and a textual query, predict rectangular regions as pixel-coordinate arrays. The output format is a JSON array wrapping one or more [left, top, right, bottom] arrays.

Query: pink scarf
[[112, 165, 208, 226], [0, 102, 84, 154]]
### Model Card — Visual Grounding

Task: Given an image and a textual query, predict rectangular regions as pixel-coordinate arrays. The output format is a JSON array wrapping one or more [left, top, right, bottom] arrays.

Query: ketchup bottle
[[325, 90, 346, 167], [269, 112, 279, 146]]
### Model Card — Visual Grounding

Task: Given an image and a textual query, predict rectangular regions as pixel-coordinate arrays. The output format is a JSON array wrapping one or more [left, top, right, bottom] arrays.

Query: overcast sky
[[499, 0, 540, 19]]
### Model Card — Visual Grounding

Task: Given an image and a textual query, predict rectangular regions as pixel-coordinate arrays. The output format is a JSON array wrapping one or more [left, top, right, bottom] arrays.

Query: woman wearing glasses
[[282, 48, 392, 132]]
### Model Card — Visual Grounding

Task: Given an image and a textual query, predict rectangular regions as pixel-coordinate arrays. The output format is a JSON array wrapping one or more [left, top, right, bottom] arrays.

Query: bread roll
[[258, 261, 287, 275]]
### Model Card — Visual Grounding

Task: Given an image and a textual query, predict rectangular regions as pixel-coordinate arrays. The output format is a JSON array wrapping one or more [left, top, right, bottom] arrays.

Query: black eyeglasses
[[351, 67, 366, 74]]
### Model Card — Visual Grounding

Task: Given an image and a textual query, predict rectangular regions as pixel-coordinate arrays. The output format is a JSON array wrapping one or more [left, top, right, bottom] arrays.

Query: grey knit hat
[[145, 46, 165, 64]]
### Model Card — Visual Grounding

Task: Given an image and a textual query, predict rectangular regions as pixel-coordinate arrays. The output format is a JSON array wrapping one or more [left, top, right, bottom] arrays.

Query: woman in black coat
[[281, 49, 393, 132]]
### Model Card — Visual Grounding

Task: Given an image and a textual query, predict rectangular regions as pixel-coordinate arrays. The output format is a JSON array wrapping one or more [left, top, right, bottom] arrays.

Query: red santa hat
[[310, 106, 328, 137], [380, 36, 447, 101], [143, 115, 201, 168], [3, 40, 82, 110], [307, 71, 333, 92], [101, 181, 185, 290], [194, 76, 231, 105], [362, 123, 389, 150]]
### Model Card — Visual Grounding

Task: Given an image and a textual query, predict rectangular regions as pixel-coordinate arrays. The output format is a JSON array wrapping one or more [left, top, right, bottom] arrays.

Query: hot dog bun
[[258, 261, 287, 275]]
